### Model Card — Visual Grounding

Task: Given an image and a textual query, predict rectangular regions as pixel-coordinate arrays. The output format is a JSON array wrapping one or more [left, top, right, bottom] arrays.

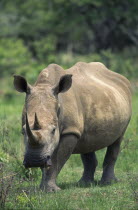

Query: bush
[[0, 38, 45, 80], [33, 35, 57, 63], [0, 38, 46, 99], [0, 38, 31, 76]]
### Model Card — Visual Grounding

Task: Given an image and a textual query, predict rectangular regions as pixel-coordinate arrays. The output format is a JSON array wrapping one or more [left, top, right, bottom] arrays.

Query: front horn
[[26, 113, 38, 145]]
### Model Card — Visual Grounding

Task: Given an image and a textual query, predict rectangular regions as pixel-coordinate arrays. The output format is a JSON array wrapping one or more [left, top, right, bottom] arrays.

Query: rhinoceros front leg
[[78, 152, 98, 185], [40, 134, 78, 192], [100, 136, 122, 185]]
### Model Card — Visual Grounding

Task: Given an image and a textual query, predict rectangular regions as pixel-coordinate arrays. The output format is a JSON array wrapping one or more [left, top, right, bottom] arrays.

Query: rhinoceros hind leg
[[100, 136, 122, 185], [78, 152, 98, 185]]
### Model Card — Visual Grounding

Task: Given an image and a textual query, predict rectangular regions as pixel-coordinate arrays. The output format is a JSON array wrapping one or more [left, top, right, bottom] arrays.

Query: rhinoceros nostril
[[46, 155, 50, 160], [46, 155, 52, 166]]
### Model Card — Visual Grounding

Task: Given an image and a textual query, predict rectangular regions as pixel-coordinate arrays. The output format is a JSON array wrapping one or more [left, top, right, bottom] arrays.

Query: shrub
[[0, 38, 45, 80]]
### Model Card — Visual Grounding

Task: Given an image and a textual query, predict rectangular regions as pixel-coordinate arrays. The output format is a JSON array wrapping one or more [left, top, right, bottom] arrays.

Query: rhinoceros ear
[[53, 74, 72, 95], [13, 75, 31, 93]]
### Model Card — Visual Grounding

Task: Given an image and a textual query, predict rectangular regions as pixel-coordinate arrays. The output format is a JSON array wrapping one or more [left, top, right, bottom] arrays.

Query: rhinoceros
[[14, 62, 132, 192]]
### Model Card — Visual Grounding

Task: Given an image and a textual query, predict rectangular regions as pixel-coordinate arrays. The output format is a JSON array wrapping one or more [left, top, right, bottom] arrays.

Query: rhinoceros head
[[13, 74, 72, 168]]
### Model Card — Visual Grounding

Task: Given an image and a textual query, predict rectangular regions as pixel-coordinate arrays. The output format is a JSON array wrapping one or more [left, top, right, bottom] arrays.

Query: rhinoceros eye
[[51, 127, 56, 135]]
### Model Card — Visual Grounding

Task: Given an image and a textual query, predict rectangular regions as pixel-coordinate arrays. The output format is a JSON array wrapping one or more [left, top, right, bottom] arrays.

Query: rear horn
[[34, 113, 41, 130]]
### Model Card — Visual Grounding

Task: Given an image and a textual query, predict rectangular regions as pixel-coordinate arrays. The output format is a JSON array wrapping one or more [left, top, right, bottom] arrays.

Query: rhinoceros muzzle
[[23, 155, 52, 169]]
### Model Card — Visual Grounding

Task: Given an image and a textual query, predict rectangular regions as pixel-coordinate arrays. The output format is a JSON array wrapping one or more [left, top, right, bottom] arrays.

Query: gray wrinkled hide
[[21, 62, 132, 192]]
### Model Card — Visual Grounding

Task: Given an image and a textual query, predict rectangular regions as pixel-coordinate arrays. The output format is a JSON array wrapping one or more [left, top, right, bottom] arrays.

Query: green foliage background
[[0, 0, 138, 97]]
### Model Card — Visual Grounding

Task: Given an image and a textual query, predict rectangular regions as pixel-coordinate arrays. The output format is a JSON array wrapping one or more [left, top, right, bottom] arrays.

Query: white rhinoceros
[[14, 62, 132, 192]]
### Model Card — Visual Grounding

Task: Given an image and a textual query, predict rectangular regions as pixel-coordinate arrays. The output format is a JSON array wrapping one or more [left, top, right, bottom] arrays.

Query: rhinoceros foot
[[77, 178, 95, 187], [99, 177, 118, 186], [40, 183, 61, 192]]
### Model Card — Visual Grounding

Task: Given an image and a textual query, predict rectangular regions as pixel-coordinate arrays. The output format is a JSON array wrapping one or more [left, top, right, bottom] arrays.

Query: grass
[[0, 92, 138, 210]]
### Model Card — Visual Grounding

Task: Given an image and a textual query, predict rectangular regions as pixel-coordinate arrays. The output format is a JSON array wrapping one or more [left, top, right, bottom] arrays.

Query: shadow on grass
[[59, 180, 100, 190], [59, 179, 120, 191]]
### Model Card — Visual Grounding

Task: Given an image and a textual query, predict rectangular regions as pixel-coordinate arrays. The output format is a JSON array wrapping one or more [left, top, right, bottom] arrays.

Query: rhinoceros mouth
[[23, 156, 52, 169], [23, 158, 46, 168]]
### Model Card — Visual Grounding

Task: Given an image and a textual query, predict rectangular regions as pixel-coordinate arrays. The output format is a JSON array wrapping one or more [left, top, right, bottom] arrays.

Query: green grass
[[0, 93, 138, 210]]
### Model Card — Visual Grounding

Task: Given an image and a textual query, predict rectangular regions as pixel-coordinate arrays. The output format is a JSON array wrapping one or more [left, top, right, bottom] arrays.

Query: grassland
[[0, 92, 138, 210]]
